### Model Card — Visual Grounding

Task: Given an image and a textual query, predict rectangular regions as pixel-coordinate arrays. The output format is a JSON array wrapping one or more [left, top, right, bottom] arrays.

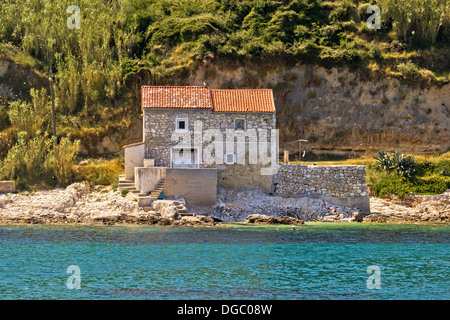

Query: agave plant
[[396, 153, 417, 179], [374, 151, 417, 179], [374, 151, 394, 172]]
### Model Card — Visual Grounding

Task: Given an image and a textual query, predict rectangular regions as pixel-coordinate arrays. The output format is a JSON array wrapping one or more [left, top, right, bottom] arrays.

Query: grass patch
[[73, 157, 124, 188]]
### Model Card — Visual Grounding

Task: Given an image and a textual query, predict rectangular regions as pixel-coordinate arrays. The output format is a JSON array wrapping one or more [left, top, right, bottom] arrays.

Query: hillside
[[0, 0, 449, 161]]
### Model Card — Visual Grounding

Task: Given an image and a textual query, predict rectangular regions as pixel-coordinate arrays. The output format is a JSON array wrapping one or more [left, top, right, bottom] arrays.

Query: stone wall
[[273, 165, 370, 212], [164, 168, 218, 207], [143, 108, 276, 190], [123, 142, 145, 180], [135, 167, 166, 194], [217, 163, 273, 191]]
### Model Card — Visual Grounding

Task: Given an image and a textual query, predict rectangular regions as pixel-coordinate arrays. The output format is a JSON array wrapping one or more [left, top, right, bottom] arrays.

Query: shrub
[[440, 167, 450, 177], [357, 3, 372, 22], [0, 131, 80, 188], [73, 158, 123, 187], [396, 61, 421, 78], [45, 137, 80, 186], [371, 176, 413, 199], [7, 88, 52, 138], [414, 176, 450, 194], [292, 40, 323, 62], [368, 45, 382, 59], [378, 0, 450, 44]]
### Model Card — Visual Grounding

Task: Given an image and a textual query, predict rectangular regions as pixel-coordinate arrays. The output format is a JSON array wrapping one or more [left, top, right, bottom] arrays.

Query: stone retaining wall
[[164, 168, 218, 207], [273, 165, 370, 212]]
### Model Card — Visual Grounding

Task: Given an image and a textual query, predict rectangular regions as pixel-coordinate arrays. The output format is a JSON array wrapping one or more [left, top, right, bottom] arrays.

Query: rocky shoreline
[[0, 183, 216, 227], [0, 183, 448, 226]]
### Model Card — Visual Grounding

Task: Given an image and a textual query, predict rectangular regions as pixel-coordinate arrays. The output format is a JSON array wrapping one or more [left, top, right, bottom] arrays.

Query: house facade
[[121, 85, 279, 207]]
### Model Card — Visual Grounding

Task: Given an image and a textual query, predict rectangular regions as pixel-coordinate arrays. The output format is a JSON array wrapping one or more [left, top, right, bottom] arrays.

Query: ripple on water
[[0, 223, 449, 300]]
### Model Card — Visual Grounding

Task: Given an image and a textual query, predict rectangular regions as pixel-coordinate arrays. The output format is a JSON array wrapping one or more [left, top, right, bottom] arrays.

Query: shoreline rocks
[[364, 190, 450, 223], [0, 183, 216, 227], [0, 183, 448, 226], [245, 214, 304, 225], [210, 188, 365, 222]]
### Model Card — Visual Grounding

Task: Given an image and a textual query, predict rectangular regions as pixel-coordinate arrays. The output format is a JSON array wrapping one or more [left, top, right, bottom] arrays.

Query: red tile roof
[[141, 86, 212, 109], [210, 89, 275, 113], [141, 86, 275, 113]]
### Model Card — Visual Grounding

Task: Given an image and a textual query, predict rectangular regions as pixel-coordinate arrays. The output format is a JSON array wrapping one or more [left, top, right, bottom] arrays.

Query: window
[[176, 118, 188, 131], [224, 153, 237, 164], [234, 119, 245, 131]]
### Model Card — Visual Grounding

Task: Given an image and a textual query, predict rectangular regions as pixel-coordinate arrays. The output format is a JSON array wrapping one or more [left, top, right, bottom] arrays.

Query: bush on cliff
[[374, 151, 418, 179]]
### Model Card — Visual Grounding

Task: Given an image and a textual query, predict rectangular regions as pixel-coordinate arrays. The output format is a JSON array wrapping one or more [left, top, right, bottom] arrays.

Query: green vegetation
[[370, 151, 450, 198], [0, 88, 80, 189], [0, 131, 79, 190], [73, 157, 124, 188], [0, 0, 448, 190], [374, 151, 417, 179]]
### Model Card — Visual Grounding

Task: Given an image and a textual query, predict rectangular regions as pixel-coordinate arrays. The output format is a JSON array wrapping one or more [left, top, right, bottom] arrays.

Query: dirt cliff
[[190, 62, 450, 156]]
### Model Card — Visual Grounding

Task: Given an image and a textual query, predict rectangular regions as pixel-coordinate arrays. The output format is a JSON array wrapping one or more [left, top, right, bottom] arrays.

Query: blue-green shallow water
[[0, 223, 449, 300]]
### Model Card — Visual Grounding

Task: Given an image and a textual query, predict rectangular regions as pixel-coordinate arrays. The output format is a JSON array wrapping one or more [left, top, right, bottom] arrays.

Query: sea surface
[[0, 223, 448, 300]]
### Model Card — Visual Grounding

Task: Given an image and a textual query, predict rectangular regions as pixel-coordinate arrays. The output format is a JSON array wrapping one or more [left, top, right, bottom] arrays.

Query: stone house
[[121, 85, 370, 213], [121, 85, 278, 208]]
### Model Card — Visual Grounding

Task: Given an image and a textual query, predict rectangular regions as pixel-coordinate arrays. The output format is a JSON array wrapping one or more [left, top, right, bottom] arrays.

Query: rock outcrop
[[0, 183, 215, 226], [1, 183, 448, 226], [244, 214, 304, 225], [191, 63, 450, 155], [211, 188, 364, 222], [365, 190, 450, 223]]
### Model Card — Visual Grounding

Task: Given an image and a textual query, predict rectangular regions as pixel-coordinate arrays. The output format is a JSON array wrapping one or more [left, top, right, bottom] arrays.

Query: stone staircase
[[118, 174, 166, 208], [118, 175, 139, 195], [146, 179, 166, 202], [173, 201, 194, 217]]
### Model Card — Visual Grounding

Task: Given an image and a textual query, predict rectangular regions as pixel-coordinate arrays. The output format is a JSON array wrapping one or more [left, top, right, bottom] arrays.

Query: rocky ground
[[0, 183, 448, 226], [211, 188, 365, 222], [365, 190, 450, 223], [0, 183, 215, 226]]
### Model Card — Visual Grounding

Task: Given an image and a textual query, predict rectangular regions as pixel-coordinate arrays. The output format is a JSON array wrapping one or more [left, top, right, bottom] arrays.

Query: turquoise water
[[0, 223, 449, 300]]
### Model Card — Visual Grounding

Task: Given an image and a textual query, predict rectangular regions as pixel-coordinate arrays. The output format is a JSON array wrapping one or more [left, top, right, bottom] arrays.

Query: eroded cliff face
[[190, 62, 450, 156], [1, 57, 448, 156]]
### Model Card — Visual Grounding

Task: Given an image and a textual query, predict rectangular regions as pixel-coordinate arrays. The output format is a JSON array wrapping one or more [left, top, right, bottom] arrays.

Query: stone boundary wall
[[273, 165, 370, 212]]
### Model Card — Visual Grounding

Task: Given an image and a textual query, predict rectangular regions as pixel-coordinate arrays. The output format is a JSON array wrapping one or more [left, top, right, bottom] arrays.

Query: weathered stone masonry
[[273, 165, 370, 212], [143, 108, 276, 191], [143, 108, 275, 166]]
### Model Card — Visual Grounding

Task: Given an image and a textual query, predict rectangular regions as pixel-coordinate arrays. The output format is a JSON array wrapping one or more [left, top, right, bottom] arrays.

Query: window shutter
[[224, 153, 235, 164]]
